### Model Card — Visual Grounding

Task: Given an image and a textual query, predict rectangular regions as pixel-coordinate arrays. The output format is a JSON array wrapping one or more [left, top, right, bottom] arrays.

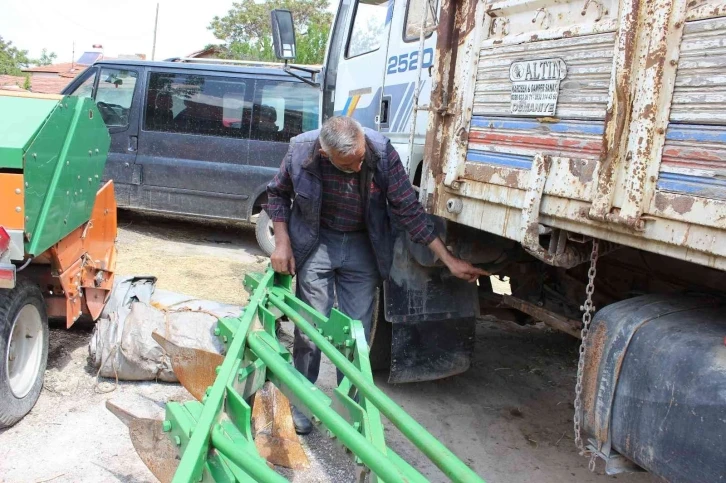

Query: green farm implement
[[108, 269, 485, 482], [1, 90, 117, 428]]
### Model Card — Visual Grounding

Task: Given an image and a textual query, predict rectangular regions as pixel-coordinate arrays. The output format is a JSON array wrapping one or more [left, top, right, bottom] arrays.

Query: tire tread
[[255, 209, 276, 257]]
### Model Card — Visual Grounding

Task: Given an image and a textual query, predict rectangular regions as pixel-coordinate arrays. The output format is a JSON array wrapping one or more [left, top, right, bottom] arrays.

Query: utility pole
[[71, 41, 75, 70], [152, 3, 159, 61]]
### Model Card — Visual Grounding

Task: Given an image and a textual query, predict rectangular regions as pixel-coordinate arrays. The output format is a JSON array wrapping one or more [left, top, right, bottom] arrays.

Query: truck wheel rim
[[6, 304, 44, 399]]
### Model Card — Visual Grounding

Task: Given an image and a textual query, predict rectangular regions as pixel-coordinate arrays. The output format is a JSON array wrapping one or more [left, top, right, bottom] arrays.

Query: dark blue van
[[62, 59, 320, 254]]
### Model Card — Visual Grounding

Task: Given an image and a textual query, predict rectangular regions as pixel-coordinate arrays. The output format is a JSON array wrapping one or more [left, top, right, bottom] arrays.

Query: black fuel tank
[[582, 295, 726, 482]]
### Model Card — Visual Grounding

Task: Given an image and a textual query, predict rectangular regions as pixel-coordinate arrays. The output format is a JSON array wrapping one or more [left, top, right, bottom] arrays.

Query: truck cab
[[320, 0, 436, 184]]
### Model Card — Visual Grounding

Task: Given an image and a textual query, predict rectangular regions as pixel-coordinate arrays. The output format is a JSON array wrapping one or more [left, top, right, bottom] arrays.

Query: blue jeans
[[293, 228, 380, 384]]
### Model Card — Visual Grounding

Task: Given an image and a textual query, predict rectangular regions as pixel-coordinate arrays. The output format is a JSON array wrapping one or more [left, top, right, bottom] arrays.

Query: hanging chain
[[573, 239, 600, 469]]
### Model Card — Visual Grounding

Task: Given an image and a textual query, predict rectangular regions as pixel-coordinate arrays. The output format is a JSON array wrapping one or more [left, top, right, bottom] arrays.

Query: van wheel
[[0, 279, 49, 428], [255, 210, 276, 257]]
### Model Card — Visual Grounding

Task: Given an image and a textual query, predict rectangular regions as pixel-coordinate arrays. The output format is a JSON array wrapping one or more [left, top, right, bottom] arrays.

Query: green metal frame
[[23, 95, 110, 255], [162, 269, 485, 482]]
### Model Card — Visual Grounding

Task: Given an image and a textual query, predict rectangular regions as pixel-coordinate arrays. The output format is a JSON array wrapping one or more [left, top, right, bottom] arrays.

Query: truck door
[[64, 65, 142, 206], [380, 0, 437, 174], [325, 0, 393, 129]]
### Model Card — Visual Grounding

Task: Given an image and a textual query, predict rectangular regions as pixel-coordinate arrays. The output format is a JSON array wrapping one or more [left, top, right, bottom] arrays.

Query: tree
[[0, 36, 31, 76], [35, 48, 58, 66], [208, 0, 333, 64], [22, 75, 30, 90]]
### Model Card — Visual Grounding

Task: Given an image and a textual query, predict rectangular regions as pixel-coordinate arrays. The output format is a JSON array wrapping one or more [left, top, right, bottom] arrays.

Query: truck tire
[[0, 279, 49, 428], [255, 210, 276, 257]]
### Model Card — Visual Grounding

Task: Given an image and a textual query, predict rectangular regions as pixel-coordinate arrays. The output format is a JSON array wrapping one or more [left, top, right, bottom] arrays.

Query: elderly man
[[265, 116, 486, 433]]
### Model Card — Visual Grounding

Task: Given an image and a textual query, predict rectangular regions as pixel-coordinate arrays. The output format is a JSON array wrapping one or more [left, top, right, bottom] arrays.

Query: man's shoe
[[291, 405, 313, 435]]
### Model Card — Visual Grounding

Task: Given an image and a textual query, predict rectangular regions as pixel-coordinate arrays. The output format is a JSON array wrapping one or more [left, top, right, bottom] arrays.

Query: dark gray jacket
[[275, 127, 395, 278]]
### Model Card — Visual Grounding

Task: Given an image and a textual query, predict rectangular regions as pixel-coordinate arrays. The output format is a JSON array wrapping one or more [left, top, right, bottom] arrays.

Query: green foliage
[[208, 0, 333, 64], [0, 36, 30, 76], [22, 75, 30, 90], [35, 48, 58, 66]]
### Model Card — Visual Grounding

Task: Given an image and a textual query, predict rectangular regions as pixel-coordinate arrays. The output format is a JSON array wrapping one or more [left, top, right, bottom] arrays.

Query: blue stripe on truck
[[665, 124, 726, 143], [657, 172, 726, 200], [467, 116, 726, 200], [470, 116, 726, 143], [470, 116, 605, 135], [466, 150, 533, 170]]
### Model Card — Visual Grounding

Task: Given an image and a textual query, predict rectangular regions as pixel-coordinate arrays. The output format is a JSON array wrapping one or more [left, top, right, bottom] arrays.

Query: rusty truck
[[270, 0, 726, 480]]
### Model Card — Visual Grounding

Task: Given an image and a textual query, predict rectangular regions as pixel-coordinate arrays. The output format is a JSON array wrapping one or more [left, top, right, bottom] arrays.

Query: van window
[[346, 0, 389, 58], [95, 68, 138, 127], [71, 69, 97, 99], [144, 72, 250, 138], [404, 0, 438, 42], [251, 81, 319, 142]]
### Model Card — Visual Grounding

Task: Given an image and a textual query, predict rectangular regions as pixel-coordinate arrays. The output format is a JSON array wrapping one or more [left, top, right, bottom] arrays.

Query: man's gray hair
[[319, 116, 365, 156]]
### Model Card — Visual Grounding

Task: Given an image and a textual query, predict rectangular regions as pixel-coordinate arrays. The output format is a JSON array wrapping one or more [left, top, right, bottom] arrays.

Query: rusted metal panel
[[650, 191, 726, 229], [616, 0, 689, 228], [442, 0, 489, 186], [439, 183, 726, 269], [539, 198, 726, 268], [468, 119, 605, 160], [425, 0, 726, 271], [421, 0, 481, 210], [587, 0, 689, 229], [670, 17, 726, 123], [463, 155, 599, 202], [484, 0, 620, 45], [473, 33, 617, 120], [657, 16, 726, 205], [686, 0, 726, 22], [586, 0, 640, 224], [660, 126, 726, 180]]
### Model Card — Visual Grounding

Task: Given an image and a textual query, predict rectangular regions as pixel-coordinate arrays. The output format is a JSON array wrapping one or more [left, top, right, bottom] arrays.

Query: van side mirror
[[270, 9, 297, 60]]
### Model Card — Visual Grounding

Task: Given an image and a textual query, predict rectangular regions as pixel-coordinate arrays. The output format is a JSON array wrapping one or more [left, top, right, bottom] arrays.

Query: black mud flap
[[389, 319, 475, 383], [383, 233, 479, 383]]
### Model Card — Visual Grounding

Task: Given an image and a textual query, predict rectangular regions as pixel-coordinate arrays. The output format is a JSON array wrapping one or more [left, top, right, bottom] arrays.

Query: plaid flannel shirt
[[265, 142, 436, 245]]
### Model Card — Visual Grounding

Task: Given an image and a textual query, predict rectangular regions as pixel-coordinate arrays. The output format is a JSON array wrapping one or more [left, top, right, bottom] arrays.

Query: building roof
[[0, 74, 73, 94], [0, 75, 26, 89], [187, 46, 225, 58], [22, 62, 85, 74], [29, 76, 74, 94]]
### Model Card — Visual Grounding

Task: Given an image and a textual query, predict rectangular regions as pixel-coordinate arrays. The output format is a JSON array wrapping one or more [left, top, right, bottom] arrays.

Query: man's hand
[[270, 221, 296, 274], [428, 237, 490, 283], [271, 242, 296, 274], [443, 256, 489, 283]]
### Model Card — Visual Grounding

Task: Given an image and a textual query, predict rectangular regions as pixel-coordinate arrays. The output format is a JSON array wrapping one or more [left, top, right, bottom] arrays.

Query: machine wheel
[[0, 279, 49, 428], [255, 210, 276, 257]]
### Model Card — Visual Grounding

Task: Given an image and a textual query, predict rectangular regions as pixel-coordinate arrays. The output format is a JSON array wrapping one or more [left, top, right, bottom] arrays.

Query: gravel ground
[[0, 211, 659, 483]]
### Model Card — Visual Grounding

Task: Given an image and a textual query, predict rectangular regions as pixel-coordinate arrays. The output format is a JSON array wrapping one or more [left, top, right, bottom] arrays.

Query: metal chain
[[573, 239, 600, 462]]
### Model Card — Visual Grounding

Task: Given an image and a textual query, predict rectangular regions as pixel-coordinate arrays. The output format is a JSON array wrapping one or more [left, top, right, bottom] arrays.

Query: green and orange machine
[[0, 90, 117, 427]]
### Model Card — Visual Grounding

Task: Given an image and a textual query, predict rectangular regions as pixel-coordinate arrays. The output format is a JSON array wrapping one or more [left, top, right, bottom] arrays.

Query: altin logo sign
[[509, 58, 567, 116]]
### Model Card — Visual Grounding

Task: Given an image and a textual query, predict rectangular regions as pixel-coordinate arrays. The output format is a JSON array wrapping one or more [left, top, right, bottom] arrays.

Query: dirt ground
[[0, 211, 658, 483]]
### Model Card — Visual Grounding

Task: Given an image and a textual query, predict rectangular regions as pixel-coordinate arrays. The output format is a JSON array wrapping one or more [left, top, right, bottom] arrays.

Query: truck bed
[[424, 0, 726, 270]]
